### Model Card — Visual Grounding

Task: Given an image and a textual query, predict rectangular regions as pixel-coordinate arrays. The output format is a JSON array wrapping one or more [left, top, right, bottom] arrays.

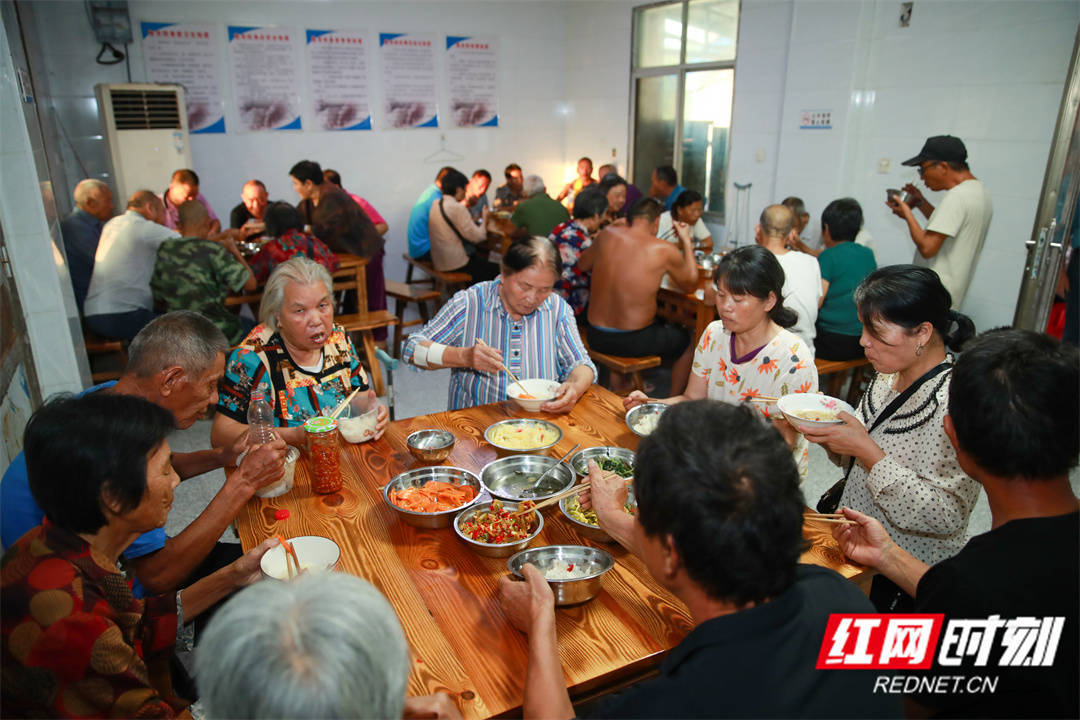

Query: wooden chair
[[581, 336, 661, 395], [83, 327, 128, 383], [402, 254, 471, 307], [814, 356, 872, 406], [385, 280, 440, 358], [337, 310, 399, 397]]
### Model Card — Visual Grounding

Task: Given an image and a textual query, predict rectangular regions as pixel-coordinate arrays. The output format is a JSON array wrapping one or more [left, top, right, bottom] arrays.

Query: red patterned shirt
[[549, 219, 592, 316], [249, 228, 339, 284]]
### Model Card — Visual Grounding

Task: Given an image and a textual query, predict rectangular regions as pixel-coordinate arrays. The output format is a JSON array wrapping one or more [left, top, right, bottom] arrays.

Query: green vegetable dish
[[596, 456, 633, 477]]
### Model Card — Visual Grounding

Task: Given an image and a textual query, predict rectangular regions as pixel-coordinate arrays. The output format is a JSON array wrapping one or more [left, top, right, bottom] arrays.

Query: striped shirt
[[402, 278, 597, 410]]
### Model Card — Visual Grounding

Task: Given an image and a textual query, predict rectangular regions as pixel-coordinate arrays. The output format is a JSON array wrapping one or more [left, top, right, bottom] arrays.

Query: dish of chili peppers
[[458, 499, 538, 544]]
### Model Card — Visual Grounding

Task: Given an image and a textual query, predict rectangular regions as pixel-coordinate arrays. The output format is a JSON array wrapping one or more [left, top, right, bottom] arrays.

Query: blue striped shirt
[[402, 278, 597, 410]]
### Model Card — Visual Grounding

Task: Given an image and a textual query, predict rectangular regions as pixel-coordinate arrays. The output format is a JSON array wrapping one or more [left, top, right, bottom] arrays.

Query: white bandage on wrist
[[413, 342, 429, 368], [428, 342, 446, 366]]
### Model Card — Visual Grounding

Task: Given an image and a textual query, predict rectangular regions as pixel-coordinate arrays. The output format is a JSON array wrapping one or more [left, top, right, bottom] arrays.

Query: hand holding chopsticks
[[476, 339, 530, 397], [805, 512, 855, 525], [275, 534, 302, 578], [512, 481, 591, 516]]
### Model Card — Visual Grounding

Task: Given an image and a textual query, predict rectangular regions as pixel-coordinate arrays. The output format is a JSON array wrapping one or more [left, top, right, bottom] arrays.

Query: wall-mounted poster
[[445, 36, 498, 128], [305, 29, 372, 131], [227, 26, 302, 131], [378, 33, 438, 129], [141, 22, 225, 133]]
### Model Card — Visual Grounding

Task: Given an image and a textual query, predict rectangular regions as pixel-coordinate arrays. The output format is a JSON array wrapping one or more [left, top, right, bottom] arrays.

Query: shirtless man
[[585, 197, 698, 393]]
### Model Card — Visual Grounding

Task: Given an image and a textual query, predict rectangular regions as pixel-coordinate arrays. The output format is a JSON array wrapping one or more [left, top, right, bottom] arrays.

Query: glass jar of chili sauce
[[304, 417, 343, 494]]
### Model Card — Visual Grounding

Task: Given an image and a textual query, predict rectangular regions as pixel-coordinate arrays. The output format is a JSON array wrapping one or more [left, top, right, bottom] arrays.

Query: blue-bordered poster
[[227, 26, 302, 131], [305, 29, 372, 131], [140, 23, 225, 134], [445, 35, 498, 128], [378, 33, 438, 129]]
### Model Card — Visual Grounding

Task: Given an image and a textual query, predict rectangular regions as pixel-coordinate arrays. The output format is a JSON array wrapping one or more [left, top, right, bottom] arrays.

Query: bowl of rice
[[777, 393, 857, 433], [507, 545, 614, 605]]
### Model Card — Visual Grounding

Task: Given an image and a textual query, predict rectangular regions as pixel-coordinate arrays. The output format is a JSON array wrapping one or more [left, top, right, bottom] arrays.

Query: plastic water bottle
[[247, 390, 275, 445]]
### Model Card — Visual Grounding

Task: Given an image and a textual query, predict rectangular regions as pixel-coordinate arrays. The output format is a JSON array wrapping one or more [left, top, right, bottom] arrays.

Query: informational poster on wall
[[305, 29, 372, 131], [141, 22, 225, 134], [378, 33, 438, 129], [227, 26, 302, 131], [444, 36, 498, 128]]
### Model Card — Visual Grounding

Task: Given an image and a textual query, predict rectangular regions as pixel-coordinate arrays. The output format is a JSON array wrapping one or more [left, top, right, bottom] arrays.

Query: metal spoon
[[519, 443, 581, 499]]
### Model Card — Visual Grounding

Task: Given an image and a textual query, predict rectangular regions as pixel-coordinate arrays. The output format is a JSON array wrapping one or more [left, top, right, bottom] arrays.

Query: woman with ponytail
[[803, 265, 979, 610], [625, 245, 819, 477]]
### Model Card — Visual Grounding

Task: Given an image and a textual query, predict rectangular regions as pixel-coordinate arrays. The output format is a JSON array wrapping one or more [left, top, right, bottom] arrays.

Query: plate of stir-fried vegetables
[[454, 500, 544, 557]]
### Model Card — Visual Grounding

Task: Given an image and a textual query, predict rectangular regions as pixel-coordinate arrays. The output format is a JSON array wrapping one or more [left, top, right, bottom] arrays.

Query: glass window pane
[[680, 68, 733, 218], [686, 0, 739, 64], [633, 74, 679, 193], [633, 3, 683, 68]]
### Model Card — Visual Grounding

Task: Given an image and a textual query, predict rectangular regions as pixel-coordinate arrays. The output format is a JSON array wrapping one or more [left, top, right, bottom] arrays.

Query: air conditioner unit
[[95, 83, 192, 202]]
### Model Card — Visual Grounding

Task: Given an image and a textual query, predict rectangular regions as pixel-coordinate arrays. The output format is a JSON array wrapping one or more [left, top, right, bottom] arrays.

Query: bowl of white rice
[[506, 545, 614, 605]]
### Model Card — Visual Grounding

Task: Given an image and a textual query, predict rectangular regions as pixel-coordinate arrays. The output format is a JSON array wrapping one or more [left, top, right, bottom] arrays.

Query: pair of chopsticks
[[276, 534, 302, 578], [476, 339, 531, 398], [329, 388, 361, 420], [512, 481, 591, 516], [748, 395, 780, 404], [805, 512, 855, 525]]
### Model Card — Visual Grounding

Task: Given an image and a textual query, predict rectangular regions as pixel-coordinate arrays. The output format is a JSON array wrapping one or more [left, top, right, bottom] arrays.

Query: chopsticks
[[329, 388, 361, 419], [512, 481, 591, 516], [476, 339, 530, 397], [805, 512, 855, 525], [276, 534, 302, 578], [748, 395, 780, 404]]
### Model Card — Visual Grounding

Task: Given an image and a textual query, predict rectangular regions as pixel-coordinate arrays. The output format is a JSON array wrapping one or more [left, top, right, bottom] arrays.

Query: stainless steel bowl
[[558, 495, 614, 543], [481, 455, 575, 503], [484, 419, 562, 454], [507, 545, 614, 605], [625, 402, 668, 437], [453, 501, 543, 558], [407, 429, 455, 463], [568, 446, 636, 478], [886, 188, 916, 206], [383, 466, 482, 529]]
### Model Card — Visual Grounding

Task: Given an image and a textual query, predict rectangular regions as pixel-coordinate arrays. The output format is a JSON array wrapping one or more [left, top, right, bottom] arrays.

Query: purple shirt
[[161, 190, 220, 230], [624, 183, 645, 216]]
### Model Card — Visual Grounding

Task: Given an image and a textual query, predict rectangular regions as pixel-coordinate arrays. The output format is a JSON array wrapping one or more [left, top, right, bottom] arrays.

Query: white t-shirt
[[658, 211, 711, 245], [774, 250, 822, 347], [918, 178, 993, 305], [85, 210, 179, 316]]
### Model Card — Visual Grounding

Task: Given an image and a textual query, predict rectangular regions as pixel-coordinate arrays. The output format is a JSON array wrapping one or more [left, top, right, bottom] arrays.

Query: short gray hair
[[197, 572, 409, 720], [73, 178, 109, 207], [522, 174, 545, 197], [126, 311, 228, 378], [259, 256, 334, 331]]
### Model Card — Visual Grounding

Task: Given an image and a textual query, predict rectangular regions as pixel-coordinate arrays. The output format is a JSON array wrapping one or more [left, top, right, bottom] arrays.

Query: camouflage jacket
[[150, 237, 250, 344]]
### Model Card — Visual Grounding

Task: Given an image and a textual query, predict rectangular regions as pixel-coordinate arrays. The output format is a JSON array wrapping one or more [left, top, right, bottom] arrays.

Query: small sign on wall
[[800, 109, 832, 129]]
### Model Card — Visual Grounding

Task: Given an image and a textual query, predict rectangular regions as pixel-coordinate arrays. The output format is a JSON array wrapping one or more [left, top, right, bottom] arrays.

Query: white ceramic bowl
[[777, 394, 857, 432], [260, 535, 341, 580], [506, 379, 561, 413]]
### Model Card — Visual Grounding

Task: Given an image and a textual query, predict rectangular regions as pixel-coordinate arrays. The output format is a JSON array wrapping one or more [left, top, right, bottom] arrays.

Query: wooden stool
[[402, 254, 471, 307], [337, 310, 398, 396], [814, 356, 872, 406], [581, 336, 661, 394], [83, 328, 128, 383], [385, 280, 440, 358]]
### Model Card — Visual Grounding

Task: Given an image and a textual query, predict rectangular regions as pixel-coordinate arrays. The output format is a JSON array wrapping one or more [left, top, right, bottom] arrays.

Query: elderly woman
[[249, 201, 338, 284], [211, 256, 389, 449], [198, 572, 460, 719], [403, 237, 597, 411], [548, 187, 607, 317], [625, 245, 818, 477], [596, 173, 628, 229], [658, 190, 713, 252], [801, 265, 979, 609], [1, 393, 273, 717]]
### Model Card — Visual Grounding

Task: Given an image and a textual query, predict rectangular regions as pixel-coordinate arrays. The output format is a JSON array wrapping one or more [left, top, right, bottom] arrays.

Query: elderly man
[[494, 163, 524, 210], [755, 204, 822, 348], [198, 572, 461, 719], [499, 401, 899, 718], [510, 175, 570, 238], [84, 190, 178, 340], [648, 165, 685, 210], [888, 135, 992, 305], [1, 311, 287, 598], [586, 198, 698, 394], [151, 201, 256, 344], [161, 168, 221, 234], [408, 166, 456, 261], [832, 329, 1078, 718], [428, 169, 496, 282], [229, 179, 269, 237], [465, 168, 492, 221], [61, 178, 114, 312]]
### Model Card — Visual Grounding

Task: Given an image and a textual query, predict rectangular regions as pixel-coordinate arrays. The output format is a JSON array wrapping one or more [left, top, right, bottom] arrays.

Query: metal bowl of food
[[625, 402, 667, 437], [453, 500, 543, 558], [406, 429, 455, 463], [484, 419, 562, 454], [886, 188, 916, 206], [507, 545, 615, 605], [558, 495, 614, 543], [568, 446, 635, 478], [480, 455, 575, 503], [384, 466, 482, 529]]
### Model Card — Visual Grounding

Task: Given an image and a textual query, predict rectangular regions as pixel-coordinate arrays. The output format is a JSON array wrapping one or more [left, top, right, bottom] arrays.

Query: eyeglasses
[[917, 163, 935, 177]]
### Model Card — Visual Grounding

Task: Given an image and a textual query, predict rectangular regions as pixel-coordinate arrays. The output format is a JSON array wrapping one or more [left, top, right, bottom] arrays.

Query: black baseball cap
[[902, 135, 968, 166]]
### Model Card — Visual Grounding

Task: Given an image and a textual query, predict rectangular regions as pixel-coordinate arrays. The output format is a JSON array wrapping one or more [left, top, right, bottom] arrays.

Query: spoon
[[519, 443, 581, 499]]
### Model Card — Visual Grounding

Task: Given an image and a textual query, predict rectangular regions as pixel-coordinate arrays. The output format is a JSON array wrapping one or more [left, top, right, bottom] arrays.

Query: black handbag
[[816, 362, 951, 513]]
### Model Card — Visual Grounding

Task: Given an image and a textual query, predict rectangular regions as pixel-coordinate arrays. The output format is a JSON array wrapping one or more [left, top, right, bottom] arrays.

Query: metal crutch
[[374, 347, 398, 421]]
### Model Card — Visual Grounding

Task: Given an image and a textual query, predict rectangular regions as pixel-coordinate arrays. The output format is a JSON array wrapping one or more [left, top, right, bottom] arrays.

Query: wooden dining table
[[234, 385, 867, 718]]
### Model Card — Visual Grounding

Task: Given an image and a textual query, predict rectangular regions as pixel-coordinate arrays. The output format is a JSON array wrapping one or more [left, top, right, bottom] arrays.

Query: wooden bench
[[385, 280, 440, 359], [83, 328, 128, 383], [337, 310, 399, 397], [402, 254, 471, 306], [581, 336, 661, 394], [814, 356, 872, 406]]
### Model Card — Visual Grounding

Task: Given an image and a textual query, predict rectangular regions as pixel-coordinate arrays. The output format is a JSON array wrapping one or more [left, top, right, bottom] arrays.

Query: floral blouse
[[0, 522, 190, 718], [549, 219, 592, 316], [691, 321, 818, 478]]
